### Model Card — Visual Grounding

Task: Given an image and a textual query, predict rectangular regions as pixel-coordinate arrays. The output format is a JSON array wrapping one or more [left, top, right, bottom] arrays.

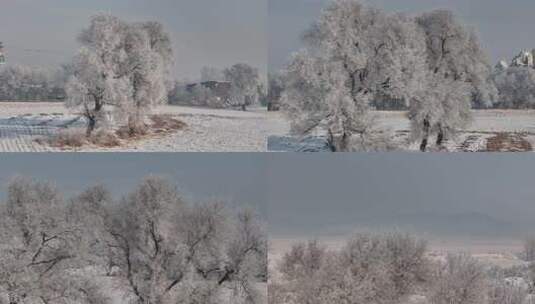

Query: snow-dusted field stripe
[[0, 102, 276, 152]]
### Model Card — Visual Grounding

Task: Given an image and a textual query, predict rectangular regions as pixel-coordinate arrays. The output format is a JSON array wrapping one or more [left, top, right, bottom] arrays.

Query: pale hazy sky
[[0, 0, 267, 80], [267, 154, 535, 239], [0, 153, 267, 216], [0, 154, 534, 239], [269, 0, 535, 71]]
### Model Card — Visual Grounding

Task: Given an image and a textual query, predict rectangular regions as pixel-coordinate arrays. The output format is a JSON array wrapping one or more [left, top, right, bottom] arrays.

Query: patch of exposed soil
[[486, 132, 532, 152]]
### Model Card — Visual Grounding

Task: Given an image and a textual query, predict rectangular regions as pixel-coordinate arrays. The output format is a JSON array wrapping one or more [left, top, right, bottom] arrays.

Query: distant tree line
[[0, 65, 68, 102], [169, 63, 266, 111]]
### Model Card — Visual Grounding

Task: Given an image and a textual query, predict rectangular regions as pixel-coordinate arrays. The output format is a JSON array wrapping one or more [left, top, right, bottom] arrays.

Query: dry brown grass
[[45, 129, 86, 148], [88, 130, 121, 147], [39, 114, 186, 150], [43, 129, 122, 149], [115, 115, 185, 140], [486, 132, 532, 152], [149, 114, 186, 132]]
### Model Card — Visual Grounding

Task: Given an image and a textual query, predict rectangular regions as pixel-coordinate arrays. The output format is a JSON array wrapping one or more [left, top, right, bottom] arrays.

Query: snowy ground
[[268, 110, 535, 152], [0, 102, 283, 152], [269, 237, 525, 271]]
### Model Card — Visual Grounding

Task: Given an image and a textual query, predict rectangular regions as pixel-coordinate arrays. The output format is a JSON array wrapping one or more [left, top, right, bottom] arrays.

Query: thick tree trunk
[[419, 118, 431, 152], [86, 100, 103, 137], [328, 129, 349, 152], [86, 116, 96, 137], [436, 125, 444, 146]]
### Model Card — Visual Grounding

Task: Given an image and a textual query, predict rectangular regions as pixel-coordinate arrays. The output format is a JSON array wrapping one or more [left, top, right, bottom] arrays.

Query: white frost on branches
[[0, 176, 266, 304], [281, 0, 495, 152], [282, 0, 427, 151], [65, 14, 174, 137]]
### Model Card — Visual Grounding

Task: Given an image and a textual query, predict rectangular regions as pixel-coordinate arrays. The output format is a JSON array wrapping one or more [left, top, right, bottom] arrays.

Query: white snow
[[0, 102, 283, 152], [269, 110, 535, 152]]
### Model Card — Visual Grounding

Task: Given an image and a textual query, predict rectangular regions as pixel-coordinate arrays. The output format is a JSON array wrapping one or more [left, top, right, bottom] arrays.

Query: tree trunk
[[328, 129, 349, 152], [241, 104, 247, 111], [436, 125, 444, 146], [86, 100, 103, 137], [419, 118, 430, 152], [86, 116, 96, 137]]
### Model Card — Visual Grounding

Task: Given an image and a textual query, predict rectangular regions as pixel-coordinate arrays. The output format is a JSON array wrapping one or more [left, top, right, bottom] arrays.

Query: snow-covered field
[[0, 102, 284, 152], [269, 237, 525, 270], [268, 110, 535, 152], [4, 103, 535, 152]]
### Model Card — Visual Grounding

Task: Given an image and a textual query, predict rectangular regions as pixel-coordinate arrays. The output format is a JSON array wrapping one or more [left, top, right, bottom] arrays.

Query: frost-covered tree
[[524, 236, 535, 262], [122, 21, 174, 134], [410, 10, 494, 151], [282, 0, 427, 151], [273, 232, 429, 304], [493, 67, 535, 109], [66, 15, 174, 137], [0, 177, 108, 304], [224, 63, 260, 111], [66, 14, 132, 137], [0, 176, 265, 304], [267, 72, 286, 111], [428, 253, 487, 304], [278, 240, 327, 282], [487, 277, 528, 304], [72, 176, 266, 304]]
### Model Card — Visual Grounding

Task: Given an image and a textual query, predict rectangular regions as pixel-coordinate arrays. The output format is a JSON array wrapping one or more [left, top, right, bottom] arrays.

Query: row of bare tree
[[0, 176, 266, 304], [270, 233, 535, 304]]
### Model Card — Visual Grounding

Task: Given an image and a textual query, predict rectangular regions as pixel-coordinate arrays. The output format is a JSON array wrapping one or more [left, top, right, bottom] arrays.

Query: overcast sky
[[268, 154, 535, 239], [2, 153, 534, 240], [269, 0, 535, 71], [0, 0, 267, 80], [0, 153, 267, 216]]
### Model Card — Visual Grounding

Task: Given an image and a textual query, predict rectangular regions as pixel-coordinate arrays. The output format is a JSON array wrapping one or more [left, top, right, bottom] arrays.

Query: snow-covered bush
[[275, 232, 429, 304], [428, 253, 487, 304], [488, 278, 528, 304]]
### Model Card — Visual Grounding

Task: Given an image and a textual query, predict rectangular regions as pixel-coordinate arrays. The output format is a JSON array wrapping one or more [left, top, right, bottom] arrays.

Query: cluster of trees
[[270, 232, 535, 304], [0, 176, 267, 304], [169, 63, 264, 111], [0, 65, 67, 101], [65, 14, 174, 137], [280, 0, 496, 152], [492, 65, 535, 109]]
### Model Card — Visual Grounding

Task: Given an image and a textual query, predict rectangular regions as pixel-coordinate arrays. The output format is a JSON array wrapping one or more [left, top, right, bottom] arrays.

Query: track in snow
[[0, 124, 58, 152]]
